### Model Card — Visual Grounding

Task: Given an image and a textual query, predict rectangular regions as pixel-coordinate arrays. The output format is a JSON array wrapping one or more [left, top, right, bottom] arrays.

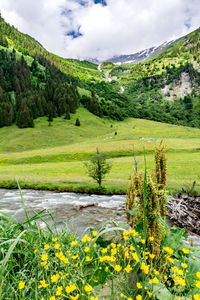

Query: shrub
[[75, 117, 80, 126]]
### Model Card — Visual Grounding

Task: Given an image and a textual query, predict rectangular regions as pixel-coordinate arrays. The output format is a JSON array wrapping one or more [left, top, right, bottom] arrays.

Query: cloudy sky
[[0, 0, 200, 60]]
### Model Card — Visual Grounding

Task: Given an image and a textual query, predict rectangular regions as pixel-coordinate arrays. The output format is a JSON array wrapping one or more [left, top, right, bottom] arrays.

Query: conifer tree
[[75, 117, 80, 126]]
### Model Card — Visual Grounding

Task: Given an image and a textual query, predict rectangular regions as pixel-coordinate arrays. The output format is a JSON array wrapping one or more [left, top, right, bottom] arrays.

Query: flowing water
[[0, 189, 126, 235], [1, 188, 200, 245]]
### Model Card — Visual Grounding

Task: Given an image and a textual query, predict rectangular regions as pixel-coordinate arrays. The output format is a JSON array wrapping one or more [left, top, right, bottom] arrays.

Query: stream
[[0, 189, 200, 245], [0, 189, 126, 235]]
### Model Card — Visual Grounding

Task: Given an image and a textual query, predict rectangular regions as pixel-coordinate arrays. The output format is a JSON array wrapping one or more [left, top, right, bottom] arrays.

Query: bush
[[75, 117, 80, 126]]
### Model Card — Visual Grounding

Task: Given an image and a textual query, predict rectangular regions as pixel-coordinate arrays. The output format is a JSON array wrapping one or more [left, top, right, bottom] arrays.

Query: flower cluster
[[16, 228, 200, 300]]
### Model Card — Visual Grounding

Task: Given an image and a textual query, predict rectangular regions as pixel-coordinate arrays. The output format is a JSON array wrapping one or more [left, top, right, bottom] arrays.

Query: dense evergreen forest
[[0, 49, 79, 128]]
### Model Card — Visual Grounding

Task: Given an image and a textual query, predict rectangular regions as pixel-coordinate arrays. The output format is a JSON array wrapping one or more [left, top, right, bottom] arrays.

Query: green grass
[[0, 107, 200, 194]]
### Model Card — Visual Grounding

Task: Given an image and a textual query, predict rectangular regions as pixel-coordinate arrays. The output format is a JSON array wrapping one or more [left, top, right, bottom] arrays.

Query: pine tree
[[75, 117, 80, 126]]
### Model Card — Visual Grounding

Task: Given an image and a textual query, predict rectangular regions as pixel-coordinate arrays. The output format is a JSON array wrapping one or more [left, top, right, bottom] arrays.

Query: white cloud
[[0, 0, 199, 60]]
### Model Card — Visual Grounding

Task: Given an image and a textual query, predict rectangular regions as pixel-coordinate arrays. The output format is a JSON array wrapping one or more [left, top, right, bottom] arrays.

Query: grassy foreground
[[0, 108, 200, 194], [1, 190, 200, 300]]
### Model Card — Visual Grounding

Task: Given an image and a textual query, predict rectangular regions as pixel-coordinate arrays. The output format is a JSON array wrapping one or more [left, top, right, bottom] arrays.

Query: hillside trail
[[98, 63, 125, 93]]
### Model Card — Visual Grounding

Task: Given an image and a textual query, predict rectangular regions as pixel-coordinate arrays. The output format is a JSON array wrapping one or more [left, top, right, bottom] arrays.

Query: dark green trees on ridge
[[0, 49, 80, 128]]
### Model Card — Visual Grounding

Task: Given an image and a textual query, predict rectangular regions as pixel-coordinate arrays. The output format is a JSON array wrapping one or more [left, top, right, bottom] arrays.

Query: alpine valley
[[0, 15, 200, 193]]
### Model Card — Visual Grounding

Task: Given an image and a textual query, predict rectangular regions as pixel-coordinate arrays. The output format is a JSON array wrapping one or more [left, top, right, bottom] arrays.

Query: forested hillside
[[0, 14, 200, 129], [0, 49, 79, 128], [0, 17, 81, 128]]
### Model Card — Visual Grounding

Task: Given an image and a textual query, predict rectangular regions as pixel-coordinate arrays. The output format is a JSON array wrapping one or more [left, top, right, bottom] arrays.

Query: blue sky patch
[[94, 0, 107, 6], [65, 27, 83, 39]]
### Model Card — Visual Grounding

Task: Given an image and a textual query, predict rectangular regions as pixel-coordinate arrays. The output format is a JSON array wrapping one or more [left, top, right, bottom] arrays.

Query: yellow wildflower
[[125, 250, 130, 259], [132, 252, 139, 263], [147, 291, 152, 297], [84, 247, 90, 253], [84, 285, 93, 292], [71, 241, 78, 246], [38, 280, 49, 289], [181, 263, 187, 269], [86, 256, 93, 262], [65, 284, 76, 294], [111, 248, 117, 255], [166, 256, 174, 264], [129, 228, 138, 236], [70, 294, 79, 300], [34, 249, 38, 254], [136, 282, 142, 289], [150, 277, 159, 284], [41, 254, 48, 261], [173, 276, 186, 286], [56, 286, 63, 296], [140, 262, 149, 274], [92, 231, 98, 237], [82, 234, 92, 243], [114, 265, 122, 272], [52, 237, 58, 242], [18, 281, 25, 290], [182, 248, 189, 254], [120, 293, 124, 298], [90, 297, 98, 300], [49, 297, 55, 300], [44, 244, 51, 250], [136, 295, 142, 300], [101, 248, 108, 254], [194, 295, 200, 300], [196, 281, 200, 289], [197, 272, 200, 279], [163, 247, 173, 255], [40, 261, 48, 269], [149, 253, 156, 259], [141, 239, 145, 244], [124, 264, 133, 273], [54, 243, 60, 249], [171, 266, 184, 276], [149, 236, 154, 241], [64, 257, 69, 264], [111, 243, 116, 248], [51, 273, 60, 283]]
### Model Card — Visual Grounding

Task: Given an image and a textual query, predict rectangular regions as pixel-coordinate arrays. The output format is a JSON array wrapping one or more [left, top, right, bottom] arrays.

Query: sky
[[0, 0, 200, 60]]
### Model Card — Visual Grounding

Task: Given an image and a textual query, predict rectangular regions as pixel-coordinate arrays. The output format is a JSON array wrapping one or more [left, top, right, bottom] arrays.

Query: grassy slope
[[0, 107, 200, 194]]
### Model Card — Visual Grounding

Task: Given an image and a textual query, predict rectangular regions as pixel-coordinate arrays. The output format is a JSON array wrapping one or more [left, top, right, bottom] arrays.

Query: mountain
[[105, 40, 179, 65], [85, 39, 180, 65]]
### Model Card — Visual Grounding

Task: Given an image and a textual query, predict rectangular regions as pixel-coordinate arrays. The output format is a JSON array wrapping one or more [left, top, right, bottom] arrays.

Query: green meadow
[[0, 107, 200, 194]]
